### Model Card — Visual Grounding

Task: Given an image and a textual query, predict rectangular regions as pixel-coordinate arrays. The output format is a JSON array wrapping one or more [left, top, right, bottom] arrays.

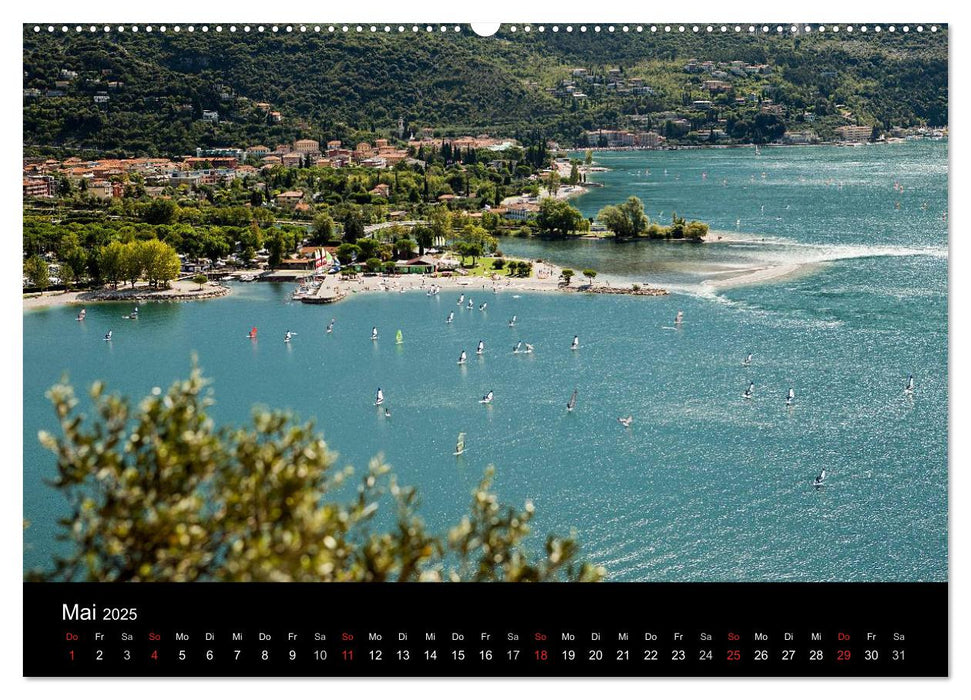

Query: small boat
[[123, 307, 139, 320], [326, 319, 335, 334], [675, 310, 683, 325], [508, 315, 516, 327], [567, 388, 577, 412], [513, 341, 523, 354], [76, 308, 86, 321], [371, 326, 378, 341], [457, 294, 464, 305], [457, 350, 467, 365], [524, 343, 534, 354], [476, 340, 484, 356], [103, 330, 112, 341], [385, 408, 391, 418], [479, 390, 494, 405], [479, 303, 487, 311], [786, 387, 795, 407], [396, 329, 403, 345], [904, 375, 915, 395], [247, 327, 258, 339], [447, 312, 454, 324], [742, 353, 752, 367], [284, 331, 293, 343], [618, 415, 633, 428], [454, 432, 466, 456], [813, 469, 827, 488], [743, 381, 754, 400], [375, 388, 384, 406], [467, 300, 474, 310], [571, 335, 579, 351]]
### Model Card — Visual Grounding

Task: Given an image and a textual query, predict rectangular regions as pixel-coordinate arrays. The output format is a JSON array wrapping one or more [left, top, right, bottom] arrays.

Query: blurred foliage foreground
[[29, 366, 605, 583]]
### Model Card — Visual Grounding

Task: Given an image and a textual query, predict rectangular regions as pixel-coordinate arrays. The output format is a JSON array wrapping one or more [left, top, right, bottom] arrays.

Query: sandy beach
[[300, 257, 670, 303]]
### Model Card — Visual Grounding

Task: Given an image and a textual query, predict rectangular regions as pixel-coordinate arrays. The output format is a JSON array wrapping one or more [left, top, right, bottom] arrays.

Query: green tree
[[100, 241, 125, 288], [32, 369, 605, 583], [192, 274, 208, 290], [545, 170, 561, 196], [568, 162, 580, 186], [311, 214, 335, 245], [582, 268, 598, 285], [335, 243, 361, 265], [365, 257, 382, 273], [536, 199, 583, 238], [120, 242, 143, 287], [24, 255, 50, 291], [394, 237, 417, 260], [412, 224, 434, 256], [266, 230, 287, 268], [560, 268, 575, 285], [342, 211, 365, 244], [597, 196, 649, 240], [357, 238, 380, 260], [62, 248, 88, 290], [684, 220, 709, 240], [143, 198, 179, 225], [138, 239, 181, 288]]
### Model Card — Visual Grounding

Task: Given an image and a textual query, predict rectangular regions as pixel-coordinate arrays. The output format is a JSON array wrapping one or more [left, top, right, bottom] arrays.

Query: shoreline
[[306, 259, 668, 302], [23, 280, 231, 310]]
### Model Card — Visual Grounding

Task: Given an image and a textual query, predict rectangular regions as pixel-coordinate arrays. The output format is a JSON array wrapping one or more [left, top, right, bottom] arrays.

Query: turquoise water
[[23, 141, 947, 581]]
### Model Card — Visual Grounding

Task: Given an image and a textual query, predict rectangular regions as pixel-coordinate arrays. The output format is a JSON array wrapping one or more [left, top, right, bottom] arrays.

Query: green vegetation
[[23, 27, 946, 156], [536, 198, 585, 238], [560, 268, 575, 285], [597, 196, 709, 241], [582, 269, 598, 284], [24, 255, 50, 290], [598, 196, 649, 239], [30, 368, 605, 582]]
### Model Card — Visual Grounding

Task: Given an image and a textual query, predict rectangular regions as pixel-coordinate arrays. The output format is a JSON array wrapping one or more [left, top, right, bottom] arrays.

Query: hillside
[[23, 25, 948, 156]]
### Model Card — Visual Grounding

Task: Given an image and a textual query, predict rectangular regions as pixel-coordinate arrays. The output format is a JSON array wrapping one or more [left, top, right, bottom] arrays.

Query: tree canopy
[[597, 196, 649, 239], [32, 368, 605, 583]]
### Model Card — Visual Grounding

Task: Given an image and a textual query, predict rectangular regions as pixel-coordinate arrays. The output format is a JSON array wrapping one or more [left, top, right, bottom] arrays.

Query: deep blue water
[[24, 141, 947, 581]]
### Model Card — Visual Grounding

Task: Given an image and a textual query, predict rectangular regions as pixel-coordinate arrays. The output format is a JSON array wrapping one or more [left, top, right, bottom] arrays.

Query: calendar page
[[21, 16, 948, 679]]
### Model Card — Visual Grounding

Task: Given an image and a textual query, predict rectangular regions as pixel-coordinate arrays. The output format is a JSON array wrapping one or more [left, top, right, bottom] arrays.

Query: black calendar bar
[[24, 582, 947, 677]]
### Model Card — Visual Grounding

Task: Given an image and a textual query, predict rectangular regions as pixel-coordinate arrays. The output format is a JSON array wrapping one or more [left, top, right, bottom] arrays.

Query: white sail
[[454, 432, 466, 455], [742, 353, 752, 366], [571, 335, 579, 350], [509, 315, 517, 327], [375, 388, 384, 405], [905, 375, 915, 393], [524, 343, 534, 354], [476, 341, 484, 355], [675, 311, 683, 324], [457, 294, 464, 305], [743, 382, 754, 399], [458, 351, 467, 364], [813, 469, 827, 487], [447, 312, 454, 324], [371, 327, 378, 340], [786, 388, 795, 405], [480, 391, 494, 404], [514, 341, 522, 354], [567, 388, 577, 412]]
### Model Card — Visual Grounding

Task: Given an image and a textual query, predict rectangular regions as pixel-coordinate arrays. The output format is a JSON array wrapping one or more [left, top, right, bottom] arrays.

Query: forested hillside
[[23, 24, 948, 156]]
